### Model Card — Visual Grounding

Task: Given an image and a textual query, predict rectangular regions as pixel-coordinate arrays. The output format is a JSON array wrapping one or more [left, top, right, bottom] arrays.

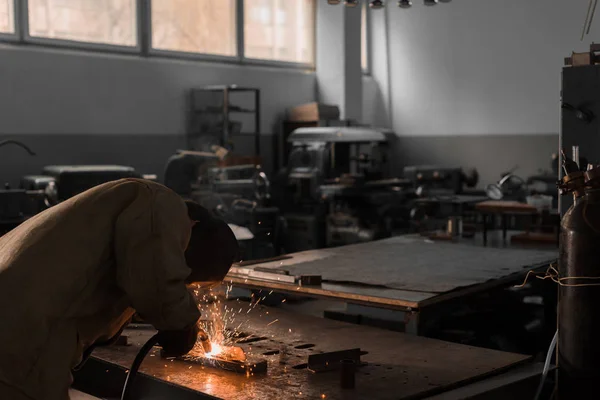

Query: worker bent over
[[0, 179, 239, 400]]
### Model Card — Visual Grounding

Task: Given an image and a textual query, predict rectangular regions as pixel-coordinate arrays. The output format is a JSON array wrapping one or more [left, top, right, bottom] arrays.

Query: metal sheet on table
[[91, 301, 530, 400], [266, 236, 556, 294]]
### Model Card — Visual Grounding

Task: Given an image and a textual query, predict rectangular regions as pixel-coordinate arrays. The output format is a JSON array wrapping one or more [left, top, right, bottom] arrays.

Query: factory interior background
[[0, 0, 598, 399], [1, 0, 576, 184]]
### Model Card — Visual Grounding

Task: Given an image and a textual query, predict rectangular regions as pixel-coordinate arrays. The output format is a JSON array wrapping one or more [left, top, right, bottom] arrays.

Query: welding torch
[[121, 325, 212, 400], [199, 330, 212, 353]]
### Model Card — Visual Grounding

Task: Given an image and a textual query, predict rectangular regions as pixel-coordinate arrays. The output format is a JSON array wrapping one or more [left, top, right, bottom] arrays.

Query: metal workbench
[[226, 235, 557, 336], [74, 300, 535, 400]]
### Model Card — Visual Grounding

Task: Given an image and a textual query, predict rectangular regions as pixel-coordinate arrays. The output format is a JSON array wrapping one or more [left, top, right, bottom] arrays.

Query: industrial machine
[[272, 127, 412, 249], [404, 165, 479, 197], [164, 149, 281, 260], [0, 140, 40, 234], [401, 165, 482, 234], [23, 165, 144, 206], [0, 160, 145, 235]]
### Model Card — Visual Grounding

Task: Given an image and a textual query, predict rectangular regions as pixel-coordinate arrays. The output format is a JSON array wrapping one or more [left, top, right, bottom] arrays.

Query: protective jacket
[[0, 179, 201, 400]]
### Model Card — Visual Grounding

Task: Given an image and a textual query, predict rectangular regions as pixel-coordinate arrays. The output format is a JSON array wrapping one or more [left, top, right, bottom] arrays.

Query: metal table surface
[[80, 301, 531, 400], [226, 234, 556, 335], [227, 234, 556, 309]]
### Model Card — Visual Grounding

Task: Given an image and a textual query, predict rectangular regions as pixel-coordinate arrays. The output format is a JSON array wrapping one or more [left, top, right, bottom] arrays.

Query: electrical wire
[[0, 139, 36, 155], [121, 333, 160, 400], [534, 330, 558, 400]]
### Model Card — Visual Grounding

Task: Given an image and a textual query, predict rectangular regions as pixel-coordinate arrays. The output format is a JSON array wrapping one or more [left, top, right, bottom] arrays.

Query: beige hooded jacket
[[0, 179, 201, 400]]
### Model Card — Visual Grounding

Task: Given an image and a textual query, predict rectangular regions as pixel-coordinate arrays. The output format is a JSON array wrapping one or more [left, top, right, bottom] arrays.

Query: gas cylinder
[[558, 163, 600, 398]]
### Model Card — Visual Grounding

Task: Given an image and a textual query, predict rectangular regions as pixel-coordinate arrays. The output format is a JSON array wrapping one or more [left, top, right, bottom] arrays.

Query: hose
[[534, 329, 558, 400], [121, 333, 160, 400]]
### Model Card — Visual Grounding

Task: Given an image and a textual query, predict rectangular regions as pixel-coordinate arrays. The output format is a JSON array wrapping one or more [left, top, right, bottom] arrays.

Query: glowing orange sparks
[[205, 342, 224, 358]]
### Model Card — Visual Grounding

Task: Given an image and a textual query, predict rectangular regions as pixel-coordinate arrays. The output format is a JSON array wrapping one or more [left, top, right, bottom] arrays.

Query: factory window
[[151, 0, 237, 57], [0, 0, 14, 34], [361, 1, 368, 72], [244, 0, 315, 65], [0, 0, 317, 69], [27, 0, 137, 47]]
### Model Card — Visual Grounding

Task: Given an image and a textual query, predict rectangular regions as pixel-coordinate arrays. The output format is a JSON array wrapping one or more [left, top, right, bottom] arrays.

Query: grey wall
[[363, 0, 597, 186], [0, 44, 316, 186]]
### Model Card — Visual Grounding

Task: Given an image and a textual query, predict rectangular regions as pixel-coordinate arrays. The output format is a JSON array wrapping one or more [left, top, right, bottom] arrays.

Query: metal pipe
[[573, 146, 580, 170]]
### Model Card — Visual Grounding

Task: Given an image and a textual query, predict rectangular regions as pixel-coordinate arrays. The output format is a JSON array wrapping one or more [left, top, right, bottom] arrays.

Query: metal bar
[[482, 214, 488, 246], [17, 0, 28, 42], [587, 0, 598, 34], [229, 266, 297, 284], [223, 87, 230, 147], [582, 0, 594, 41], [139, 0, 150, 57], [236, 0, 244, 60], [255, 89, 261, 156], [307, 348, 361, 372], [236, 255, 293, 267]]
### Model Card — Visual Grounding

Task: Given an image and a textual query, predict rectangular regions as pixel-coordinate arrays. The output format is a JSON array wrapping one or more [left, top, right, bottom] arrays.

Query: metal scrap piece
[[176, 353, 268, 375], [307, 348, 362, 373]]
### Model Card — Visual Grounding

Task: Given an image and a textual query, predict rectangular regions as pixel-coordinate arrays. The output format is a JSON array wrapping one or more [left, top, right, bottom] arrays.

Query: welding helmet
[[184, 201, 240, 284]]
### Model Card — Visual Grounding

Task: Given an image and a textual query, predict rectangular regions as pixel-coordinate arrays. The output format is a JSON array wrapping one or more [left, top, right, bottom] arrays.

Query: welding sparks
[[205, 343, 224, 358], [267, 319, 279, 326]]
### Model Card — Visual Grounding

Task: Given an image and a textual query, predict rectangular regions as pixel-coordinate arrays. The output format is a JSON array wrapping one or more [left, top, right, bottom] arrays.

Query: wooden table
[[74, 301, 532, 400], [475, 201, 540, 246], [226, 235, 557, 336]]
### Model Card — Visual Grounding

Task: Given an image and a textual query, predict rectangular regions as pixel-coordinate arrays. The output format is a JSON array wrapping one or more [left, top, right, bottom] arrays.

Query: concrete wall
[[0, 44, 316, 186], [363, 0, 597, 186]]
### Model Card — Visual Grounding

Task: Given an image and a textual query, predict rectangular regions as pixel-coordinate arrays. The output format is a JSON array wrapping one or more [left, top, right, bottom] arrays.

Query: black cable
[[0, 140, 36, 155], [121, 333, 160, 400]]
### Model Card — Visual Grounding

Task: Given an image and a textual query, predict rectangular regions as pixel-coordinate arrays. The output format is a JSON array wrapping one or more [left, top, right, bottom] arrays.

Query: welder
[[0, 178, 239, 400]]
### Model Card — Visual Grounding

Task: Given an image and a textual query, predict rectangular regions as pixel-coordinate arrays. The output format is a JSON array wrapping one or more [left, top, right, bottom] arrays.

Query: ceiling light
[[327, 0, 342, 4], [369, 0, 384, 9], [344, 0, 360, 7], [424, 0, 438, 5], [398, 0, 412, 7]]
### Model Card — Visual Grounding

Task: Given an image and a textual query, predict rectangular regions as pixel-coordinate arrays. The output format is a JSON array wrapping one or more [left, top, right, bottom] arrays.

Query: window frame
[[146, 0, 242, 64], [0, 0, 316, 70], [0, 0, 18, 41], [242, 0, 317, 68], [23, 0, 142, 54]]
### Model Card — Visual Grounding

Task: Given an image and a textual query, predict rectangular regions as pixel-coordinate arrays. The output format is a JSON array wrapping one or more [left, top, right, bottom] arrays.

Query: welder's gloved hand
[[199, 329, 212, 354], [157, 324, 199, 357]]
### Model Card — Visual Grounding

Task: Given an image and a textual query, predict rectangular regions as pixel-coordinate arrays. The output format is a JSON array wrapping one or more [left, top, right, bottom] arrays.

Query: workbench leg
[[404, 311, 421, 336], [482, 214, 488, 247], [502, 214, 508, 244]]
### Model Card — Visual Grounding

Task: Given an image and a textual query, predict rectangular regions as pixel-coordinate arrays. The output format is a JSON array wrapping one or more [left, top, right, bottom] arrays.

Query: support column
[[316, 2, 363, 122]]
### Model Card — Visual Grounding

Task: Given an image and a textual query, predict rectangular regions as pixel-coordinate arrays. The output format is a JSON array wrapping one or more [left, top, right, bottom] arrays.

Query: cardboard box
[[572, 52, 593, 66], [288, 102, 340, 122]]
